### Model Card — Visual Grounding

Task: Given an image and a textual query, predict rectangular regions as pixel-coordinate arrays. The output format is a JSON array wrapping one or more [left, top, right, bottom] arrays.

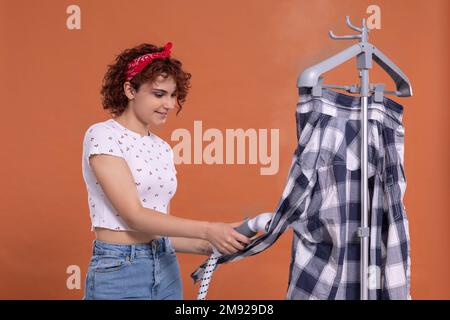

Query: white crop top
[[82, 118, 178, 231]]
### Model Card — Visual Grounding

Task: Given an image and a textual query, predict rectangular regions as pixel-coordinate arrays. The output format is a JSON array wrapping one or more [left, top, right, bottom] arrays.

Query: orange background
[[0, 0, 448, 299]]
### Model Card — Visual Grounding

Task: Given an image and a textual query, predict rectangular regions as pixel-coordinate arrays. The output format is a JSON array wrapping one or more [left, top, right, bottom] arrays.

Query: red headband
[[125, 42, 173, 81]]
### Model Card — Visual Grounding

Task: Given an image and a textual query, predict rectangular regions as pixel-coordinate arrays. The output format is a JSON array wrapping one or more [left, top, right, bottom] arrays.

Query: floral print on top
[[82, 119, 177, 231]]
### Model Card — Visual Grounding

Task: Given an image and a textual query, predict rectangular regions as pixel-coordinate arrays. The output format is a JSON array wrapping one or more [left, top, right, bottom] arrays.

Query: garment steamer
[[196, 212, 273, 300], [196, 16, 412, 300]]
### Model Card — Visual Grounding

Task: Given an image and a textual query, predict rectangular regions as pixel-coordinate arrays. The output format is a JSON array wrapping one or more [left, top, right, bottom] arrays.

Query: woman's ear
[[123, 81, 136, 100]]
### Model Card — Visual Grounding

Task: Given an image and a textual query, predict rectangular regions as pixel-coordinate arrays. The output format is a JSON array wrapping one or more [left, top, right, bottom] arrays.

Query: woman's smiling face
[[127, 74, 178, 127]]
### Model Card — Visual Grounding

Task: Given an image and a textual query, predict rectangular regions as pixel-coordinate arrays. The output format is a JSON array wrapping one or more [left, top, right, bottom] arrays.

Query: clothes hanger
[[297, 16, 413, 101]]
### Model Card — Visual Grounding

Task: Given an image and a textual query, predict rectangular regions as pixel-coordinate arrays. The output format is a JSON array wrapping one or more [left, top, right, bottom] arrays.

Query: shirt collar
[[109, 119, 152, 139]]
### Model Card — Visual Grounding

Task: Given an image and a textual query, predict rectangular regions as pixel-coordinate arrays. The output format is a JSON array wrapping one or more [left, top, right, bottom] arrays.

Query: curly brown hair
[[100, 43, 192, 117]]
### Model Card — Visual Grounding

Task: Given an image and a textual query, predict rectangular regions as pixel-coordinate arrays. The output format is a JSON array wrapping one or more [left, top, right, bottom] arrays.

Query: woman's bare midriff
[[95, 227, 161, 244]]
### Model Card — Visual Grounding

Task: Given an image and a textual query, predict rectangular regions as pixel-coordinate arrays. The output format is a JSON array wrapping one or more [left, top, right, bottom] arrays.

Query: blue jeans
[[83, 237, 183, 300]]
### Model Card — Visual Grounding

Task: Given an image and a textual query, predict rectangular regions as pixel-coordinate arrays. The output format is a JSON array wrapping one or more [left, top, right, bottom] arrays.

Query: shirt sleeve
[[83, 124, 124, 166]]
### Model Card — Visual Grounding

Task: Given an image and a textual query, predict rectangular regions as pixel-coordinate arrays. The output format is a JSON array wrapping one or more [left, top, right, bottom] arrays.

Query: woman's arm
[[89, 154, 250, 254], [170, 237, 213, 255], [167, 204, 213, 256]]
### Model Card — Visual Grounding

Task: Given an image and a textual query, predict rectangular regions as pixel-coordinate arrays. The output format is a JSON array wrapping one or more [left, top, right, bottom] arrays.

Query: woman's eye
[[153, 92, 177, 98]]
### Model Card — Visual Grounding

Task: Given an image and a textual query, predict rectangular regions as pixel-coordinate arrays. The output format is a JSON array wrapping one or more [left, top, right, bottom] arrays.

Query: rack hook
[[328, 30, 362, 40], [345, 16, 362, 32]]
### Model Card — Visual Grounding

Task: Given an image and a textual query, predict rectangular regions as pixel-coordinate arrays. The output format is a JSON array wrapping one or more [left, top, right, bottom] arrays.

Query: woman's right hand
[[205, 222, 251, 255]]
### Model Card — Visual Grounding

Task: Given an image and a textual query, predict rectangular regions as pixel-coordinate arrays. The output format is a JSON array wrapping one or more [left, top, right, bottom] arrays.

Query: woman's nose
[[164, 97, 176, 110]]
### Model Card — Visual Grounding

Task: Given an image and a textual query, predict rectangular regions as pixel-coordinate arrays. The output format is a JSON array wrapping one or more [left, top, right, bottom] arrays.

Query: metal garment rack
[[297, 16, 412, 300]]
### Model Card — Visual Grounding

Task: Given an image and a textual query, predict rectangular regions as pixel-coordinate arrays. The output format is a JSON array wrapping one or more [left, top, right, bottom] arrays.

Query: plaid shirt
[[192, 88, 411, 300]]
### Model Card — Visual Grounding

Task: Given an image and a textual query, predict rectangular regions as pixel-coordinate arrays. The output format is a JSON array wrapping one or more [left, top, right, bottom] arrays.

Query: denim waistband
[[92, 237, 173, 258]]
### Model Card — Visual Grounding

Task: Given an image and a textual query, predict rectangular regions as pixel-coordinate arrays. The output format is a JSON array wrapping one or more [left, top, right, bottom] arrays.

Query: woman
[[81, 42, 251, 300]]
